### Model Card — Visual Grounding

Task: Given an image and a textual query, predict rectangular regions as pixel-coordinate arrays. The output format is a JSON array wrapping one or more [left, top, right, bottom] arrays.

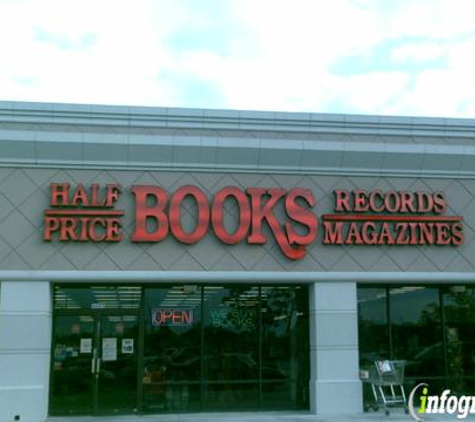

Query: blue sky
[[1, 0, 475, 117]]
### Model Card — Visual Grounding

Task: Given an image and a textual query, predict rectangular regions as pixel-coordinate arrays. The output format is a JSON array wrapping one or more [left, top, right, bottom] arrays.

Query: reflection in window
[[50, 315, 95, 415], [54, 286, 142, 310], [143, 284, 309, 413], [443, 286, 475, 394], [203, 286, 260, 410], [143, 285, 202, 412], [261, 286, 309, 409], [390, 287, 443, 380], [358, 285, 475, 396], [357, 288, 389, 367]]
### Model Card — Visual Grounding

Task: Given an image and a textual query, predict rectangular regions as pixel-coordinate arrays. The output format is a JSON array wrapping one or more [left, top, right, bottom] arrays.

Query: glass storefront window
[[202, 286, 260, 410], [51, 283, 309, 415], [143, 285, 202, 413], [390, 287, 443, 381], [443, 286, 475, 394], [54, 285, 142, 310], [261, 286, 309, 409], [142, 284, 309, 413], [358, 285, 475, 397], [357, 288, 389, 367]]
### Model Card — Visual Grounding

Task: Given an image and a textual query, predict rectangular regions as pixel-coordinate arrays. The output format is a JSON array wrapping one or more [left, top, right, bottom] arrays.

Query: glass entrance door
[[50, 312, 139, 415], [96, 313, 139, 413], [51, 314, 95, 415]]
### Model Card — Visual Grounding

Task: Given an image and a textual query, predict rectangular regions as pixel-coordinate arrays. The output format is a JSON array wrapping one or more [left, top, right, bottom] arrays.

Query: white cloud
[[335, 72, 411, 114], [391, 42, 446, 62], [0, 0, 475, 117], [0, 0, 187, 105], [386, 0, 475, 39], [165, 0, 390, 111], [234, 0, 385, 65]]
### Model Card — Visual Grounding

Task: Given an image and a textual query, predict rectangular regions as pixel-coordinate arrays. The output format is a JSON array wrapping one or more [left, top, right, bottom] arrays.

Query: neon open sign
[[152, 308, 194, 326]]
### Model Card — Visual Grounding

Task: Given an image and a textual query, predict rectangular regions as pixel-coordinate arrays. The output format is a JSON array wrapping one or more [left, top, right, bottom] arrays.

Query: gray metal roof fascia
[[0, 101, 475, 177], [1, 100, 475, 138]]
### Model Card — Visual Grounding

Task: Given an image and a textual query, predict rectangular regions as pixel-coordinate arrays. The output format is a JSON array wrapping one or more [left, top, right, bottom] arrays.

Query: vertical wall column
[[0, 282, 52, 422], [309, 282, 362, 414]]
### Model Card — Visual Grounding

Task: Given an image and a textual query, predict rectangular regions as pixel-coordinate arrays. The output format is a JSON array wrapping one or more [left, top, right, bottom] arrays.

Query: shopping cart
[[365, 360, 408, 416]]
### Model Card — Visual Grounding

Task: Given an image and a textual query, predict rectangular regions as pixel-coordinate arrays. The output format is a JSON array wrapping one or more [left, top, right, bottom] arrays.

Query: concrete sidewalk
[[47, 409, 448, 422]]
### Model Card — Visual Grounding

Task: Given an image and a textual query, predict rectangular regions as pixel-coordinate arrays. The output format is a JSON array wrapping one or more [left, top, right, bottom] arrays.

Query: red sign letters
[[322, 190, 464, 245], [43, 183, 464, 260], [44, 183, 123, 242], [130, 185, 317, 260], [152, 308, 194, 326]]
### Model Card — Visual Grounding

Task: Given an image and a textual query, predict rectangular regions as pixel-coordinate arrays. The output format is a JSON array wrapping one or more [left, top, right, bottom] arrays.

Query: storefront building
[[0, 101, 474, 421]]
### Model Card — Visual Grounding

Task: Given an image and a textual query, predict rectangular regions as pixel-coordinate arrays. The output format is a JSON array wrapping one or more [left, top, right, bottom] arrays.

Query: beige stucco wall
[[0, 167, 471, 273]]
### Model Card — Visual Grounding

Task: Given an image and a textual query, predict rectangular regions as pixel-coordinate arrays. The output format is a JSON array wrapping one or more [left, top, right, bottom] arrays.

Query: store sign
[[152, 308, 194, 326], [43, 183, 464, 260], [322, 190, 464, 246], [43, 183, 317, 260], [44, 183, 123, 242]]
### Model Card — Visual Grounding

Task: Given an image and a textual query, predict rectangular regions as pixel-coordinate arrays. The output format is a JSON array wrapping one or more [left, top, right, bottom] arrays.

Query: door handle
[[96, 358, 101, 375], [91, 347, 98, 374]]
